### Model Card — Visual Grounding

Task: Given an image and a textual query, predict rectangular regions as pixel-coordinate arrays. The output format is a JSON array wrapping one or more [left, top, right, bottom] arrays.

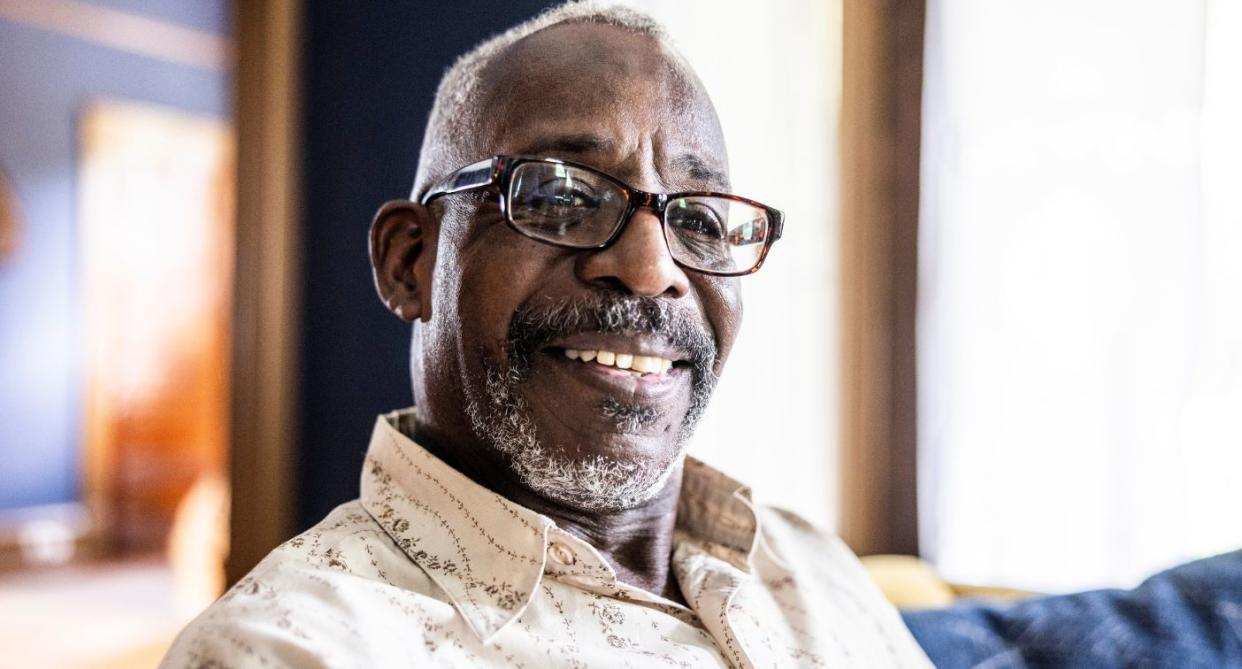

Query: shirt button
[[549, 542, 577, 566]]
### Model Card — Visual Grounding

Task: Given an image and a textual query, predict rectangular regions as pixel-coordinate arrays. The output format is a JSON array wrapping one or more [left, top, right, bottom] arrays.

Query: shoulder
[[753, 505, 897, 604], [754, 505, 860, 568], [160, 501, 455, 668], [751, 505, 935, 666]]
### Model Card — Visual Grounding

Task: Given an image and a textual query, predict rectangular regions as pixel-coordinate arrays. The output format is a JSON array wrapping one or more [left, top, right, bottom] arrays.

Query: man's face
[[416, 24, 742, 510]]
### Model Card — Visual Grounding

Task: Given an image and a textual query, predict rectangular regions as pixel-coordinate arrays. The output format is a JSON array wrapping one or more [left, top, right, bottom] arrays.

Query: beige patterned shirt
[[163, 409, 931, 668]]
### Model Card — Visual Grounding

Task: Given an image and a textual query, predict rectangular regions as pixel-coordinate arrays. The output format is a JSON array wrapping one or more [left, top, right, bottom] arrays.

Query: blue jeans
[[902, 550, 1242, 668]]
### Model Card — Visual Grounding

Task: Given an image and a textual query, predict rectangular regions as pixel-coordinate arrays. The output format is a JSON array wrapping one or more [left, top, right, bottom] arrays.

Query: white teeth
[[632, 355, 658, 374], [563, 348, 674, 375]]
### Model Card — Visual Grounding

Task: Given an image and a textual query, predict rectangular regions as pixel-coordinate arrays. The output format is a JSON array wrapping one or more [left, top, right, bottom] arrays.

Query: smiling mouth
[[534, 344, 687, 425], [561, 347, 674, 375]]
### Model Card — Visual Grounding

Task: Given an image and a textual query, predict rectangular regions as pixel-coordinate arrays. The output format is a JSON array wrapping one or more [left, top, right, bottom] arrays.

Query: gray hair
[[411, 2, 671, 199]]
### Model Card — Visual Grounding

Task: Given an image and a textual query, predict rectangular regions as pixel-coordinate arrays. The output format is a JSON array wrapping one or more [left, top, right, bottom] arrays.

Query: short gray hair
[[411, 2, 671, 198]]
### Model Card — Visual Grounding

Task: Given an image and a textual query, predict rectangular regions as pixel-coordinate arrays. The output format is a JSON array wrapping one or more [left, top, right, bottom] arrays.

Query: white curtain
[[920, 0, 1242, 591], [618, 1, 843, 529]]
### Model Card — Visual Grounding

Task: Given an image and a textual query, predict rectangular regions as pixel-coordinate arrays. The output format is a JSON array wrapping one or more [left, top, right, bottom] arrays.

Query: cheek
[[699, 277, 743, 370], [453, 229, 560, 355]]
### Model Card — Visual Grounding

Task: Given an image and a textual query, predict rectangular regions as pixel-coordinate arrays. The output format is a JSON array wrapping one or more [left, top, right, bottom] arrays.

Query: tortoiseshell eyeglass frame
[[418, 155, 785, 277]]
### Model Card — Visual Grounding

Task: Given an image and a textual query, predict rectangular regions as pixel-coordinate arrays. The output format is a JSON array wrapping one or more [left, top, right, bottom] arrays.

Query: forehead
[[473, 23, 729, 189]]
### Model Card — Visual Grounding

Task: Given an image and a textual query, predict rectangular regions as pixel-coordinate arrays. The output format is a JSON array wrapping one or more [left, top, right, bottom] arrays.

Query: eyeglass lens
[[507, 161, 770, 274]]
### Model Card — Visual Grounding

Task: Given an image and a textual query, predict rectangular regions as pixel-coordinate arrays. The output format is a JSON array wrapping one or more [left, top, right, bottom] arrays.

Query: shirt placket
[[674, 545, 758, 669], [542, 529, 704, 626], [543, 528, 613, 585]]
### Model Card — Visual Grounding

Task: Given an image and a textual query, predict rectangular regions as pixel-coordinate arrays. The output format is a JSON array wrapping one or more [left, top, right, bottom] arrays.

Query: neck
[[533, 468, 686, 605], [410, 417, 687, 605]]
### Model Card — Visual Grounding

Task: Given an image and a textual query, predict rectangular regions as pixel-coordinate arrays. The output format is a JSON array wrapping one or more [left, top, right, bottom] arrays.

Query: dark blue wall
[[0, 3, 230, 509], [297, 1, 556, 529]]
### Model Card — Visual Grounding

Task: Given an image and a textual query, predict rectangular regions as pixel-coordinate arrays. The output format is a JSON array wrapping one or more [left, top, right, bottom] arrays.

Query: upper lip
[[544, 333, 690, 362]]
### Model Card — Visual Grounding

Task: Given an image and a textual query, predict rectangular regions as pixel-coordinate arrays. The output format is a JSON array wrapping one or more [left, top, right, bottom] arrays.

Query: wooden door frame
[[839, 0, 925, 557], [227, 0, 301, 585], [229, 0, 927, 574]]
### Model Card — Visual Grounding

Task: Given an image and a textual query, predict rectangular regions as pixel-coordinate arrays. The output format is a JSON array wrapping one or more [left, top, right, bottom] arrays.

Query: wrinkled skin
[[369, 23, 742, 604]]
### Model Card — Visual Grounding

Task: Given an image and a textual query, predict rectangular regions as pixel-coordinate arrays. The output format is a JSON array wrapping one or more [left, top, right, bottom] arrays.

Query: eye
[[670, 202, 725, 239], [525, 178, 601, 216]]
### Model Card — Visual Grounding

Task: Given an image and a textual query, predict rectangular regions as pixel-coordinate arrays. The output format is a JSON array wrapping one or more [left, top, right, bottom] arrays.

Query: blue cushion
[[902, 550, 1242, 668]]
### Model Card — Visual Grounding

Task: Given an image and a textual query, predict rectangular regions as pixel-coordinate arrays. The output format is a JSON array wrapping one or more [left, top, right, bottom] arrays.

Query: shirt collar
[[677, 457, 762, 570], [359, 408, 761, 641]]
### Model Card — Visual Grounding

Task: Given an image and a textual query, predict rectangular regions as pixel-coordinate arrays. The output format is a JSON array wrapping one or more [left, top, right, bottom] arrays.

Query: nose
[[576, 209, 691, 299]]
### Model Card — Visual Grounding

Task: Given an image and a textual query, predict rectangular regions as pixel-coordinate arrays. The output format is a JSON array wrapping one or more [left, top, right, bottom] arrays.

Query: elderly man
[[163, 4, 931, 667]]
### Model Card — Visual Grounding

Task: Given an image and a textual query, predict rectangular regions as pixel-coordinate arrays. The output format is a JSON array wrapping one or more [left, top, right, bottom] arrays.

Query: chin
[[508, 406, 694, 511], [517, 443, 687, 513], [462, 374, 687, 512], [461, 323, 715, 510]]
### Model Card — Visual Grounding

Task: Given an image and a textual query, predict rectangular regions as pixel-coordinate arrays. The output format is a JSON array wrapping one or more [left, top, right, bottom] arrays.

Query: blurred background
[[0, 0, 1237, 666]]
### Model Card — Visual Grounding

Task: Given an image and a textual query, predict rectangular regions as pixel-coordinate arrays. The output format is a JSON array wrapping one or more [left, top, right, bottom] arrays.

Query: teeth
[[632, 355, 658, 374], [563, 348, 673, 375]]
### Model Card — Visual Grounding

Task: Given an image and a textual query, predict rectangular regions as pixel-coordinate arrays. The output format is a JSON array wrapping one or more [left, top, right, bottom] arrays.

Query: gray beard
[[462, 293, 718, 512]]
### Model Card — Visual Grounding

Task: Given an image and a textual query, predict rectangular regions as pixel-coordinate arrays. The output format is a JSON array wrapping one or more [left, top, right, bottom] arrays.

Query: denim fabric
[[902, 550, 1242, 668]]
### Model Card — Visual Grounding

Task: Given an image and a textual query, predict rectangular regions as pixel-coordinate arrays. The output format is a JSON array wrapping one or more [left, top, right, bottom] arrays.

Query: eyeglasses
[[419, 155, 784, 276]]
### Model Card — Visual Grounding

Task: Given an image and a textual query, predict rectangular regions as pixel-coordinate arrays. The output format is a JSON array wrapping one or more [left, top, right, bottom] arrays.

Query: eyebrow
[[513, 133, 730, 191], [515, 134, 615, 158], [670, 154, 730, 191]]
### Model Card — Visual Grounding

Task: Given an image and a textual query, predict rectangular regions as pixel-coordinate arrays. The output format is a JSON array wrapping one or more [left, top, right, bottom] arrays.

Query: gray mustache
[[504, 293, 717, 378]]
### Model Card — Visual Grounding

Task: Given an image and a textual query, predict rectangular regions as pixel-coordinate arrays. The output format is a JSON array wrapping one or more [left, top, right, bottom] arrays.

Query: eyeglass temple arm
[[416, 157, 497, 205], [769, 212, 785, 242]]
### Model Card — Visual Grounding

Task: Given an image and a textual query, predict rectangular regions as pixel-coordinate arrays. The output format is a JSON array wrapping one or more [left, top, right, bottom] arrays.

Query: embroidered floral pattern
[[161, 410, 931, 668]]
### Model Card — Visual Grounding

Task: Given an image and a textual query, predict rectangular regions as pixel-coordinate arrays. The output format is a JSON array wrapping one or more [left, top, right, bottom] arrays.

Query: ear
[[369, 199, 436, 323]]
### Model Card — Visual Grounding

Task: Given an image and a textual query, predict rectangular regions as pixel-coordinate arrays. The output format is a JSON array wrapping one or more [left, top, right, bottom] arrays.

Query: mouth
[[544, 332, 691, 374], [536, 334, 694, 399], [559, 347, 676, 376]]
